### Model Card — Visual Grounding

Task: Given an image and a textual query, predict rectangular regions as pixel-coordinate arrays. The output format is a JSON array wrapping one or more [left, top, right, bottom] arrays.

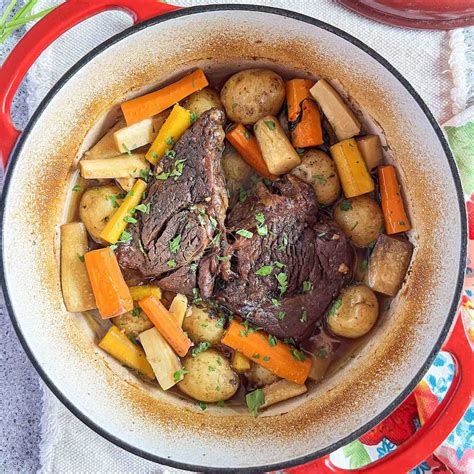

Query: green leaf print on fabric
[[445, 122, 474, 194], [342, 440, 371, 469]]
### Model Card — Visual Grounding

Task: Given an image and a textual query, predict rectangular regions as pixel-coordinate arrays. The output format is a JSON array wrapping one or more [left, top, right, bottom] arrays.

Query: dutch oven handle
[[286, 312, 473, 474], [0, 0, 180, 169]]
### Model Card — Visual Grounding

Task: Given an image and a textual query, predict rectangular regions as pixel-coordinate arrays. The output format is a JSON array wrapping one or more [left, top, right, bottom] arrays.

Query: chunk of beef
[[214, 175, 354, 340], [116, 109, 227, 295]]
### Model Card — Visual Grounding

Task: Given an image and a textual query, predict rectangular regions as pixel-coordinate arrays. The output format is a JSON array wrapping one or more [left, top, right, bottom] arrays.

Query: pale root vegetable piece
[[182, 88, 224, 118], [328, 284, 379, 338], [308, 353, 332, 382], [99, 325, 154, 379], [231, 351, 251, 373], [356, 135, 382, 171], [139, 327, 182, 390], [261, 379, 307, 408], [254, 115, 301, 175], [84, 118, 125, 160], [291, 149, 341, 205], [113, 110, 170, 154], [182, 305, 225, 344], [366, 234, 414, 296], [112, 308, 153, 337], [247, 364, 280, 387], [115, 177, 136, 192], [221, 69, 285, 124], [333, 195, 384, 247], [99, 179, 147, 244], [330, 138, 374, 198], [129, 285, 162, 301], [80, 153, 148, 179], [169, 293, 188, 327], [60, 222, 96, 312], [310, 79, 361, 140], [178, 349, 239, 402], [221, 144, 254, 185], [79, 184, 123, 243]]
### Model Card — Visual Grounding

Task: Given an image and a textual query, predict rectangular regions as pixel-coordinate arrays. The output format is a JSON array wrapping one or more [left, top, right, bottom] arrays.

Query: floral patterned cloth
[[327, 108, 474, 473]]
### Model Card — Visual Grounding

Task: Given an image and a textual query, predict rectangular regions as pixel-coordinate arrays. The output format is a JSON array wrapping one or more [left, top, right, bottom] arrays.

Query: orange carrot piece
[[138, 296, 193, 357], [286, 79, 323, 148], [226, 124, 276, 180], [121, 69, 209, 125], [221, 320, 312, 385], [84, 248, 133, 319], [378, 165, 411, 234]]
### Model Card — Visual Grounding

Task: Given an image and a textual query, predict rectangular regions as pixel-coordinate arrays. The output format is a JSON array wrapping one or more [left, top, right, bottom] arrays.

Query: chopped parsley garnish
[[169, 234, 182, 254], [109, 244, 118, 251], [118, 230, 132, 243], [240, 320, 261, 337], [317, 231, 328, 238], [296, 147, 305, 156], [190, 112, 197, 124], [198, 401, 207, 411], [302, 280, 313, 293], [255, 265, 273, 277], [173, 368, 188, 382], [192, 341, 211, 357], [122, 143, 132, 156], [276, 272, 288, 295], [156, 171, 170, 180], [278, 311, 286, 320], [328, 298, 342, 317], [264, 120, 276, 130], [215, 316, 226, 328], [208, 366, 216, 372], [108, 194, 121, 208], [257, 224, 268, 236], [132, 307, 142, 317], [124, 215, 137, 224], [138, 239, 146, 255], [359, 259, 368, 273], [300, 310, 308, 323], [170, 159, 186, 181], [284, 337, 297, 346], [150, 151, 158, 160], [190, 262, 198, 271], [317, 348, 328, 359], [290, 349, 306, 362], [313, 175, 327, 184], [216, 400, 225, 407], [399, 220, 406, 226], [72, 184, 81, 192], [134, 203, 150, 214], [263, 356, 270, 362], [278, 234, 288, 251], [192, 287, 202, 304], [165, 136, 175, 146], [340, 200, 353, 211], [165, 149, 176, 159], [166, 259, 177, 269], [209, 216, 218, 228], [246, 389, 265, 416], [77, 253, 85, 262], [252, 353, 260, 359], [239, 189, 248, 203], [271, 298, 281, 307], [139, 169, 152, 182], [255, 212, 265, 225], [268, 335, 277, 347], [217, 255, 229, 261], [274, 261, 285, 269], [236, 229, 253, 239], [244, 129, 251, 140]]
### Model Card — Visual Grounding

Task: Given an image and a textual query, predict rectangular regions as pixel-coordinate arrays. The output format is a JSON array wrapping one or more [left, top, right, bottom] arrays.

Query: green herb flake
[[165, 149, 177, 159], [271, 298, 281, 307], [244, 129, 251, 140], [134, 203, 150, 214], [173, 368, 188, 382], [216, 400, 225, 407], [264, 120, 276, 130], [278, 234, 289, 251], [165, 136, 175, 146], [109, 244, 118, 251], [276, 272, 288, 295], [118, 230, 132, 243], [268, 335, 277, 347], [72, 184, 81, 192], [329, 298, 342, 317], [217, 255, 230, 262], [139, 169, 151, 182], [255, 265, 273, 277], [132, 307, 142, 317], [122, 143, 132, 156], [278, 311, 286, 320], [252, 353, 260, 359], [302, 280, 313, 293], [77, 253, 85, 262], [124, 215, 137, 224], [284, 337, 297, 346], [108, 194, 121, 208], [190, 262, 198, 271], [290, 349, 306, 362], [296, 147, 305, 156], [208, 365, 216, 372], [340, 200, 353, 211], [263, 356, 271, 362], [246, 389, 265, 417], [166, 259, 177, 269], [313, 175, 327, 184], [317, 231, 328, 238], [318, 348, 328, 359], [209, 216, 218, 228], [236, 229, 253, 239], [257, 224, 268, 237], [255, 212, 265, 225], [192, 341, 211, 357], [169, 234, 182, 254], [300, 310, 308, 323], [239, 189, 248, 203], [190, 111, 197, 124], [151, 151, 158, 160], [156, 171, 170, 180], [198, 401, 207, 411], [274, 261, 285, 269]]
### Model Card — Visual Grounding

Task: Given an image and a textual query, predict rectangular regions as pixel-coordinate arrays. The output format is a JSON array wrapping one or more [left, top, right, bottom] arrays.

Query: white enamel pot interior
[[1, 5, 466, 472]]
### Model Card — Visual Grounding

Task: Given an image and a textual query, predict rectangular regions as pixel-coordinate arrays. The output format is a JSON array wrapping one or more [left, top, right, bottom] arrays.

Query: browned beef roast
[[214, 175, 354, 340], [116, 108, 227, 295]]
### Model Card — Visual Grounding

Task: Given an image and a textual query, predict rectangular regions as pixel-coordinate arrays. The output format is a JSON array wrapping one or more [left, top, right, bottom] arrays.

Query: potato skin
[[221, 69, 285, 125], [247, 364, 279, 387], [328, 284, 379, 338], [291, 150, 341, 205], [333, 195, 383, 247], [178, 349, 239, 402], [182, 88, 224, 118], [182, 305, 225, 345], [112, 309, 153, 337], [79, 184, 122, 243]]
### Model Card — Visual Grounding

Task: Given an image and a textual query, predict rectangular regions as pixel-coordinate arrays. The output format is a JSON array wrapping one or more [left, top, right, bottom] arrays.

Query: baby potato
[[178, 349, 239, 402], [247, 364, 279, 387], [112, 308, 153, 337], [291, 150, 341, 205], [79, 184, 123, 243], [333, 195, 383, 247], [328, 284, 379, 338], [182, 88, 224, 118], [182, 305, 225, 345], [221, 144, 254, 184], [221, 69, 285, 124]]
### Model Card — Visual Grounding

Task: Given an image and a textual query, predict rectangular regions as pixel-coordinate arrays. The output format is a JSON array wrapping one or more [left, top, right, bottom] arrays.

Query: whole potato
[[221, 69, 285, 124], [182, 88, 224, 118], [79, 184, 123, 243], [182, 305, 225, 345], [178, 349, 239, 402], [291, 150, 341, 205], [333, 195, 383, 247], [112, 308, 153, 337], [328, 284, 379, 338], [221, 144, 254, 185], [247, 364, 279, 387]]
